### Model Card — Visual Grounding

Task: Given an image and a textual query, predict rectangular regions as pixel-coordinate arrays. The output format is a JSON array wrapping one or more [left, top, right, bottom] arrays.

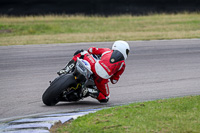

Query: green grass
[[0, 13, 200, 46], [55, 95, 200, 133]]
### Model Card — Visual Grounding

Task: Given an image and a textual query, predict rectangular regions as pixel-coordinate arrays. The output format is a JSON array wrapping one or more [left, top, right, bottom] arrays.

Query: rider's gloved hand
[[88, 47, 95, 54], [110, 77, 118, 84]]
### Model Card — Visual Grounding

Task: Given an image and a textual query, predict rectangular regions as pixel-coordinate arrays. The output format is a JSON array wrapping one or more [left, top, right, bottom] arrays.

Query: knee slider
[[98, 98, 109, 103]]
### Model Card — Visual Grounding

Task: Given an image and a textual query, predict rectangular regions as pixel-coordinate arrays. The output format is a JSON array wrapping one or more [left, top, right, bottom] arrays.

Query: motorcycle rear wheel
[[42, 74, 76, 106]]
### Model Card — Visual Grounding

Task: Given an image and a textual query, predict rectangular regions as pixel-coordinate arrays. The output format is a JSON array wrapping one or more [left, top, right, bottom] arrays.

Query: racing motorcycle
[[42, 56, 98, 106]]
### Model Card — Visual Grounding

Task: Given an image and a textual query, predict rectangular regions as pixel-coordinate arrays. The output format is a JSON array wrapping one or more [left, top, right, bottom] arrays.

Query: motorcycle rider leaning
[[58, 40, 130, 103]]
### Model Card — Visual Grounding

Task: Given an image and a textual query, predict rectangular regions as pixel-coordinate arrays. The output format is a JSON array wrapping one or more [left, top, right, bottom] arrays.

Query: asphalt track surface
[[0, 39, 200, 122]]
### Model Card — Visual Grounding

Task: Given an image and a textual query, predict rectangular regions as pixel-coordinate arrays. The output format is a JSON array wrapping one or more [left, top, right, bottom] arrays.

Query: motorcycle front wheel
[[42, 74, 76, 106]]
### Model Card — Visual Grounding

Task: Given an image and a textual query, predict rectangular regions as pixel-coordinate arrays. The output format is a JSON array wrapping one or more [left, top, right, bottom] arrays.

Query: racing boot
[[57, 60, 76, 75], [87, 88, 100, 98], [82, 88, 109, 103], [81, 87, 99, 98], [86, 88, 109, 103]]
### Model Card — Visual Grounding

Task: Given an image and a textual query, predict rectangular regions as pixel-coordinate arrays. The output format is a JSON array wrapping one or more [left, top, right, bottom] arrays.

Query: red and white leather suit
[[72, 47, 126, 102]]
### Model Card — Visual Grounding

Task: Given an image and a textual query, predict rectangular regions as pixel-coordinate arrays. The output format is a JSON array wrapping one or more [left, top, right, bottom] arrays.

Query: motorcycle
[[42, 56, 98, 106]]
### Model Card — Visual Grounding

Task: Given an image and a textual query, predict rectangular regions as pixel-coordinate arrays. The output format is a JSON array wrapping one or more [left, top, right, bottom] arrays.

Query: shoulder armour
[[110, 50, 124, 63]]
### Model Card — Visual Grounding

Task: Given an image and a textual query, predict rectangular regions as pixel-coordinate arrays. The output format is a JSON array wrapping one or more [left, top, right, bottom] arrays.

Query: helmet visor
[[126, 49, 129, 56]]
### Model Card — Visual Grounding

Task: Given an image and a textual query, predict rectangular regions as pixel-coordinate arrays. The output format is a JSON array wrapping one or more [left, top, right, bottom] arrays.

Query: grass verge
[[0, 13, 200, 46], [53, 95, 200, 133]]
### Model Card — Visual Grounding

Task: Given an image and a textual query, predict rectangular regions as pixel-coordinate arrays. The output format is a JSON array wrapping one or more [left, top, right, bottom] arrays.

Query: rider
[[58, 40, 130, 103]]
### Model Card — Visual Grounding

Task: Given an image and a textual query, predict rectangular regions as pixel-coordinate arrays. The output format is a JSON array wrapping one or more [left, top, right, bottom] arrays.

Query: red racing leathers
[[72, 47, 126, 102]]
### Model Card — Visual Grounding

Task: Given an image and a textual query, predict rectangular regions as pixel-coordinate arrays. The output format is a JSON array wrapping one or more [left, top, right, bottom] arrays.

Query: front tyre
[[42, 74, 76, 106]]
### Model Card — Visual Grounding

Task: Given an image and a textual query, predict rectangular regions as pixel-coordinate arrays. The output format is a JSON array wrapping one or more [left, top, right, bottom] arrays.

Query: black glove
[[74, 49, 84, 56]]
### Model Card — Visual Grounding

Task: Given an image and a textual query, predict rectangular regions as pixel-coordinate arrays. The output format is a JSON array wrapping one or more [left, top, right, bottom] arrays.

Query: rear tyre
[[42, 74, 76, 106]]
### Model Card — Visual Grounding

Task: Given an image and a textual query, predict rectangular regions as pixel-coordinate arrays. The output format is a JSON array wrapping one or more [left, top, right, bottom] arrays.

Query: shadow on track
[[42, 100, 108, 107], [57, 101, 107, 106]]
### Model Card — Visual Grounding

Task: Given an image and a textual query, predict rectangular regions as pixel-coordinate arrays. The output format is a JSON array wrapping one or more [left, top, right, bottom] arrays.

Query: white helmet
[[112, 40, 130, 60]]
